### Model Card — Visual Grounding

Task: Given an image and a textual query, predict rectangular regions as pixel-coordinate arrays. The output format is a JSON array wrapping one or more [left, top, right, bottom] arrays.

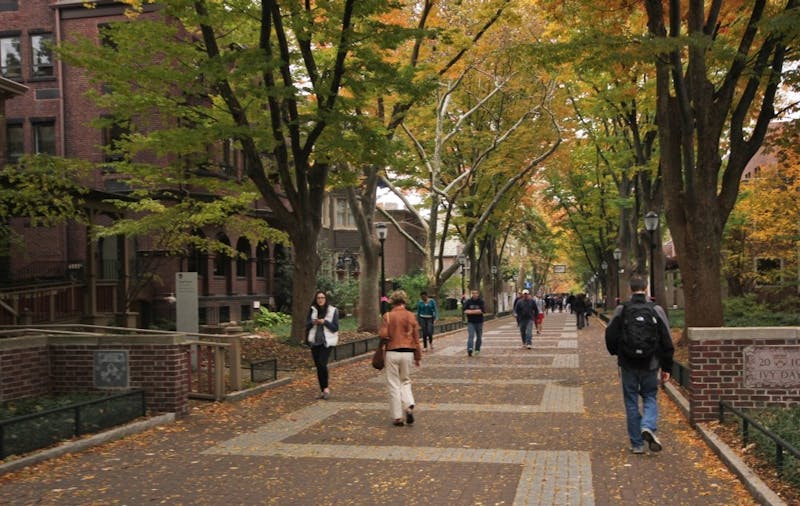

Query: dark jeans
[[419, 317, 434, 347], [311, 345, 332, 390]]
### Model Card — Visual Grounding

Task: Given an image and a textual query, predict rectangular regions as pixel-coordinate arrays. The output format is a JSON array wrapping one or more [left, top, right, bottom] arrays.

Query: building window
[[102, 119, 128, 163], [256, 242, 269, 278], [335, 198, 354, 229], [32, 120, 56, 155], [219, 306, 230, 323], [6, 122, 23, 163], [0, 35, 21, 78], [0, 0, 19, 12], [30, 33, 53, 78], [235, 237, 250, 278], [213, 234, 230, 276]]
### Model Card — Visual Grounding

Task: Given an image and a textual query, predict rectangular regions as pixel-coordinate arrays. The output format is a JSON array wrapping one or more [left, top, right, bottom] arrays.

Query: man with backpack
[[604, 276, 674, 454]]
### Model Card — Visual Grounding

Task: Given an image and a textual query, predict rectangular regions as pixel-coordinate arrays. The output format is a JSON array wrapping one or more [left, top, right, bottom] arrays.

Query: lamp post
[[613, 248, 622, 303], [457, 254, 466, 321], [376, 222, 388, 314], [644, 211, 659, 299], [490, 265, 497, 313], [600, 260, 608, 309]]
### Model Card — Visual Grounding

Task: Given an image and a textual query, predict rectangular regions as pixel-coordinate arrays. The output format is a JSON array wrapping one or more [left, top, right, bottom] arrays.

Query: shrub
[[252, 307, 291, 329], [749, 406, 800, 490]]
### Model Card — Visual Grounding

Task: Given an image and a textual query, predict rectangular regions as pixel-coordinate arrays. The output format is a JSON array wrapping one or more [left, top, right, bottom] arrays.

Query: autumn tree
[[723, 124, 800, 298], [59, 0, 424, 340], [341, 0, 514, 332], [644, 0, 800, 327]]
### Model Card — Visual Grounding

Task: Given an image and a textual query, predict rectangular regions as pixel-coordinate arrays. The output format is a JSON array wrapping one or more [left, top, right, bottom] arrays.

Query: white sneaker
[[642, 429, 662, 452]]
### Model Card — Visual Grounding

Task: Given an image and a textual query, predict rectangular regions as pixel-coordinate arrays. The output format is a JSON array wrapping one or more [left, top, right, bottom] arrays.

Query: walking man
[[463, 289, 485, 357], [604, 276, 674, 454], [513, 289, 538, 349]]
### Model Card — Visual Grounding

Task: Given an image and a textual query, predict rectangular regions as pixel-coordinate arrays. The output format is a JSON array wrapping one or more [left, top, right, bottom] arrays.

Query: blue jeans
[[467, 322, 483, 351], [419, 317, 434, 347], [621, 367, 660, 447], [518, 320, 533, 345]]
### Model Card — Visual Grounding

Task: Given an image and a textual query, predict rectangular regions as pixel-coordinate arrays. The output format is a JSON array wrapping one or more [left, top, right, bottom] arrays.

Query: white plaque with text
[[743, 345, 800, 388]]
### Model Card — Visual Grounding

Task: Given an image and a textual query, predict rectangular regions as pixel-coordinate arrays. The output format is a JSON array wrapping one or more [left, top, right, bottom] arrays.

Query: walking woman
[[379, 290, 422, 426], [306, 290, 339, 399]]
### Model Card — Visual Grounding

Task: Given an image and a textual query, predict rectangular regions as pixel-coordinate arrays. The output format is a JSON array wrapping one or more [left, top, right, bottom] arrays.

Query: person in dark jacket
[[572, 293, 587, 329], [604, 276, 674, 454], [513, 289, 539, 349], [462, 289, 485, 357]]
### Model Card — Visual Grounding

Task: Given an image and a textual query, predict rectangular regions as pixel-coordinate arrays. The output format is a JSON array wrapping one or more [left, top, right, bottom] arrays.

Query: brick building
[[1, 1, 427, 328], [1, 0, 286, 328]]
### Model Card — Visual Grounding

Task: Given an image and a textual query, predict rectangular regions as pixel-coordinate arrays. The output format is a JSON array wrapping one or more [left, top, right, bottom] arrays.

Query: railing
[[1, 261, 84, 285], [327, 318, 473, 364], [247, 358, 278, 382], [718, 400, 800, 478], [0, 390, 146, 459], [186, 341, 234, 401], [671, 361, 691, 390]]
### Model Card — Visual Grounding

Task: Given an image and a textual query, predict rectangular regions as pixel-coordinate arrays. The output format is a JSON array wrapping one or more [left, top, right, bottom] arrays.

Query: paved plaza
[[0, 313, 758, 505]]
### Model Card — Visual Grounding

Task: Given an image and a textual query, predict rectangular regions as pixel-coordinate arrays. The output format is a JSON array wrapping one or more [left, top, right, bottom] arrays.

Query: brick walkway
[[0, 313, 758, 505]]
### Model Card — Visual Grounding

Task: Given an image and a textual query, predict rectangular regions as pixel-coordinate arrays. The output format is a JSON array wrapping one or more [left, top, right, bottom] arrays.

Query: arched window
[[187, 231, 207, 276], [256, 242, 269, 278], [213, 234, 230, 276], [236, 237, 251, 278]]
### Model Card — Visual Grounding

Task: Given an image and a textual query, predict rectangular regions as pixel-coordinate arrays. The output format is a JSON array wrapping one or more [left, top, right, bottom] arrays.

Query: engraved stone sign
[[94, 350, 129, 388], [743, 345, 800, 388]]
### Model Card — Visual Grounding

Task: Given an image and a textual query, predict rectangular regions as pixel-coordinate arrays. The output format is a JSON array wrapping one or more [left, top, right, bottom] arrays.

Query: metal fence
[[719, 400, 800, 479], [671, 361, 690, 390], [0, 390, 146, 459]]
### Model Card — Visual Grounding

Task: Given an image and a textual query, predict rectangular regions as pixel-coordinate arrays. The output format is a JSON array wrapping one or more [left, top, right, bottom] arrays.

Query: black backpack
[[620, 301, 661, 360]]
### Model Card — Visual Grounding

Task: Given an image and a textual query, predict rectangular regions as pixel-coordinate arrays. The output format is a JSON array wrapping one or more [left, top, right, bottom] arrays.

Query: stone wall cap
[[688, 327, 799, 342]]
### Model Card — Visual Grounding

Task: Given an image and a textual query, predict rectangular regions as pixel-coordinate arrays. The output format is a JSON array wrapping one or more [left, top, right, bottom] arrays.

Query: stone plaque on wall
[[94, 350, 129, 389], [743, 346, 800, 388]]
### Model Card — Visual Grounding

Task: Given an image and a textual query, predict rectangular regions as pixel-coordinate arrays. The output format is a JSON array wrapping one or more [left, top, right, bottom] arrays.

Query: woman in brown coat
[[378, 290, 422, 426]]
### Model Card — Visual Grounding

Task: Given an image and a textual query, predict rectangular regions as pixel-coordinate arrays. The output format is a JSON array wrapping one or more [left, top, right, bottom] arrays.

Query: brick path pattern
[[0, 313, 757, 505]]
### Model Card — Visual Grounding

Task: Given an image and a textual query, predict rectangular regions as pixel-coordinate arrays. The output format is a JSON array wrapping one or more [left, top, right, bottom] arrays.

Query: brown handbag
[[371, 343, 386, 370], [373, 313, 389, 370]]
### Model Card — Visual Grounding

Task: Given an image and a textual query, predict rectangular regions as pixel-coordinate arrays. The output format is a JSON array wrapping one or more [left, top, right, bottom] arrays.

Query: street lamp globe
[[644, 211, 659, 232], [644, 211, 659, 298]]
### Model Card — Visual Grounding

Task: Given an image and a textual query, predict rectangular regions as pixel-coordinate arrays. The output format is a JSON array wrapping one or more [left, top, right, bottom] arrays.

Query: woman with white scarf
[[305, 290, 339, 399]]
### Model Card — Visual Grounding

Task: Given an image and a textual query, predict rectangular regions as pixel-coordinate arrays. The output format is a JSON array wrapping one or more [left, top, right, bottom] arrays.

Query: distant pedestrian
[[462, 289, 486, 357], [573, 293, 588, 329], [379, 290, 422, 426], [416, 291, 438, 351], [533, 293, 545, 334], [305, 290, 339, 399], [513, 289, 538, 349], [604, 276, 674, 454]]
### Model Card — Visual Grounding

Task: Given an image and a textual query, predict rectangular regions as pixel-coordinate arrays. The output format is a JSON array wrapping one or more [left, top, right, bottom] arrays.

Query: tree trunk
[[289, 237, 321, 344], [358, 246, 380, 333]]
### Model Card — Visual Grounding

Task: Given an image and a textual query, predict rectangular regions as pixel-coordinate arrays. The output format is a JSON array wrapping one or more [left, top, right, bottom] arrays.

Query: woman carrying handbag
[[378, 290, 422, 426]]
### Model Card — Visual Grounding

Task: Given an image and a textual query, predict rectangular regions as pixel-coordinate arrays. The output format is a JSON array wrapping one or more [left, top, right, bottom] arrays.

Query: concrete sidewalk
[[0, 312, 761, 505]]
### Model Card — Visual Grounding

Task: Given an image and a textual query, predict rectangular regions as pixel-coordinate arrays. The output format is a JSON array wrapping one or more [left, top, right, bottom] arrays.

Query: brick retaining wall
[[1, 334, 191, 416], [0, 337, 51, 401], [688, 327, 800, 423]]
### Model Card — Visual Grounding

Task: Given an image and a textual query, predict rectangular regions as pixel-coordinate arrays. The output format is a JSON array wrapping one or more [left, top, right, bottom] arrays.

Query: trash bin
[[445, 298, 458, 310]]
